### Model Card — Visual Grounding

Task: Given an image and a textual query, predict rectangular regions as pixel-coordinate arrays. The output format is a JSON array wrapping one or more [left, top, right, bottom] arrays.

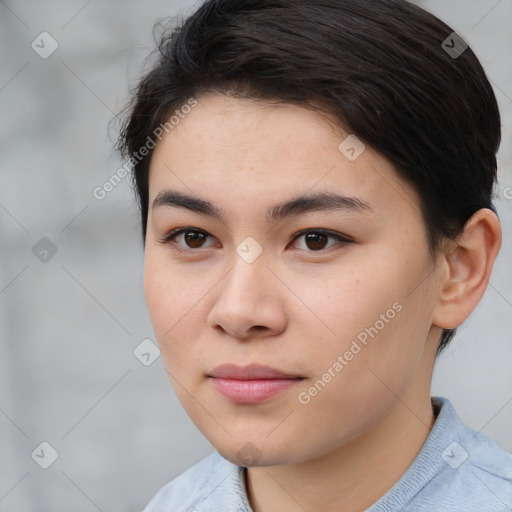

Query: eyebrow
[[152, 189, 373, 223]]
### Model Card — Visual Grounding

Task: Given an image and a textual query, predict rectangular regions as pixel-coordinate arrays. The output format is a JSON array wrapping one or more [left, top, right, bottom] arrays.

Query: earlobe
[[432, 208, 502, 330]]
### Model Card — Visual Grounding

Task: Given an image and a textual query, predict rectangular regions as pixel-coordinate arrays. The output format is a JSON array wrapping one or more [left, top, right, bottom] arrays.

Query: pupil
[[306, 233, 327, 251]]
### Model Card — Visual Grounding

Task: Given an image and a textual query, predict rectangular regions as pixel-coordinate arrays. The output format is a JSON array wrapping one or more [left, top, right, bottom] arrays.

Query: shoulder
[[452, 419, 512, 510], [141, 450, 250, 512], [370, 397, 512, 512], [413, 397, 512, 511], [426, 435, 512, 511]]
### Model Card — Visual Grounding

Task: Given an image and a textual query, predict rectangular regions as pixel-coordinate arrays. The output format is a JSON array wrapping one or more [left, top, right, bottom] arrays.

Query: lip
[[208, 363, 302, 380], [208, 364, 304, 404]]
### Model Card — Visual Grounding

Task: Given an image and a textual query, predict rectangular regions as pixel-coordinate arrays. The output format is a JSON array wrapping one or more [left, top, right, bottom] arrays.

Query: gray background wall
[[0, 1, 510, 510]]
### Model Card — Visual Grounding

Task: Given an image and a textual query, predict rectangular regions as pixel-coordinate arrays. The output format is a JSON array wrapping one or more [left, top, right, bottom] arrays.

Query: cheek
[[290, 282, 421, 444], [296, 263, 396, 348], [294, 250, 429, 378], [143, 251, 205, 360]]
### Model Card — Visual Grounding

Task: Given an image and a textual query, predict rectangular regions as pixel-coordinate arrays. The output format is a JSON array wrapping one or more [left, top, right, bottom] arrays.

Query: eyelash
[[158, 227, 353, 255]]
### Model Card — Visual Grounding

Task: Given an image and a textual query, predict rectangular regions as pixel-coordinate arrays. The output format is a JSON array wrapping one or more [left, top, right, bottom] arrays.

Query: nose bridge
[[222, 241, 270, 303]]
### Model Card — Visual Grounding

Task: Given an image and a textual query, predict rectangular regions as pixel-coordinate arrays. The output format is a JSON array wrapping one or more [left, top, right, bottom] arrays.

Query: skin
[[144, 94, 501, 512]]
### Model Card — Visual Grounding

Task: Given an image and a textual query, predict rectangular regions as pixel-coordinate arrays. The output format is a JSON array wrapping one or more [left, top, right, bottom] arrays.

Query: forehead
[[148, 94, 421, 221]]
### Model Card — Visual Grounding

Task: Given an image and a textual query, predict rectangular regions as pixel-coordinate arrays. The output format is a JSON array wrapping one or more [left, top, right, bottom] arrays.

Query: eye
[[158, 227, 352, 253], [289, 229, 352, 252], [158, 228, 217, 251]]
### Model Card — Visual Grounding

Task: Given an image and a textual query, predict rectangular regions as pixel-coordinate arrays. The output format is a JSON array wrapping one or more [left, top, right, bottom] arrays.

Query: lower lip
[[209, 377, 302, 403]]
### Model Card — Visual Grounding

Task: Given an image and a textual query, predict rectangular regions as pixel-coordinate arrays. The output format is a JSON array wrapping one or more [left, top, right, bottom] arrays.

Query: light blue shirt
[[142, 397, 512, 511]]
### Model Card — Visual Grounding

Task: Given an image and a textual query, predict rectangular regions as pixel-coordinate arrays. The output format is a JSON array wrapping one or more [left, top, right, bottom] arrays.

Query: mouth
[[207, 363, 305, 404]]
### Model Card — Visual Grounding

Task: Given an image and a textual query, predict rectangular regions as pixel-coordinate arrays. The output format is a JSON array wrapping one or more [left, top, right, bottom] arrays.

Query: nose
[[206, 254, 287, 340]]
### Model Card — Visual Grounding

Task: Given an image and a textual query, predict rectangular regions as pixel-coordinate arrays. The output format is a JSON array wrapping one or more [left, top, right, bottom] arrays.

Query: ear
[[432, 208, 502, 330]]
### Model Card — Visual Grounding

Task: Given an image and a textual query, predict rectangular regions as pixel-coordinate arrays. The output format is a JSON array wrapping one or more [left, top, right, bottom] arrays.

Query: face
[[144, 94, 442, 467]]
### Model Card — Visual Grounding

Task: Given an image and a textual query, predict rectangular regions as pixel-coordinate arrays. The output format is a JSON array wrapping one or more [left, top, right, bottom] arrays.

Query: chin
[[206, 430, 303, 468], [217, 443, 286, 468]]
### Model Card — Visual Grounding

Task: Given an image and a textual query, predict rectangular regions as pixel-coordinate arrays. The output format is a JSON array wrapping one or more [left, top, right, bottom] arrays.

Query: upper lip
[[208, 363, 303, 380]]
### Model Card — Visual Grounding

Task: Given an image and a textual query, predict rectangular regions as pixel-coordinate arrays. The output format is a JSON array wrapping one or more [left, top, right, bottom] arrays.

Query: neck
[[245, 391, 436, 512]]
